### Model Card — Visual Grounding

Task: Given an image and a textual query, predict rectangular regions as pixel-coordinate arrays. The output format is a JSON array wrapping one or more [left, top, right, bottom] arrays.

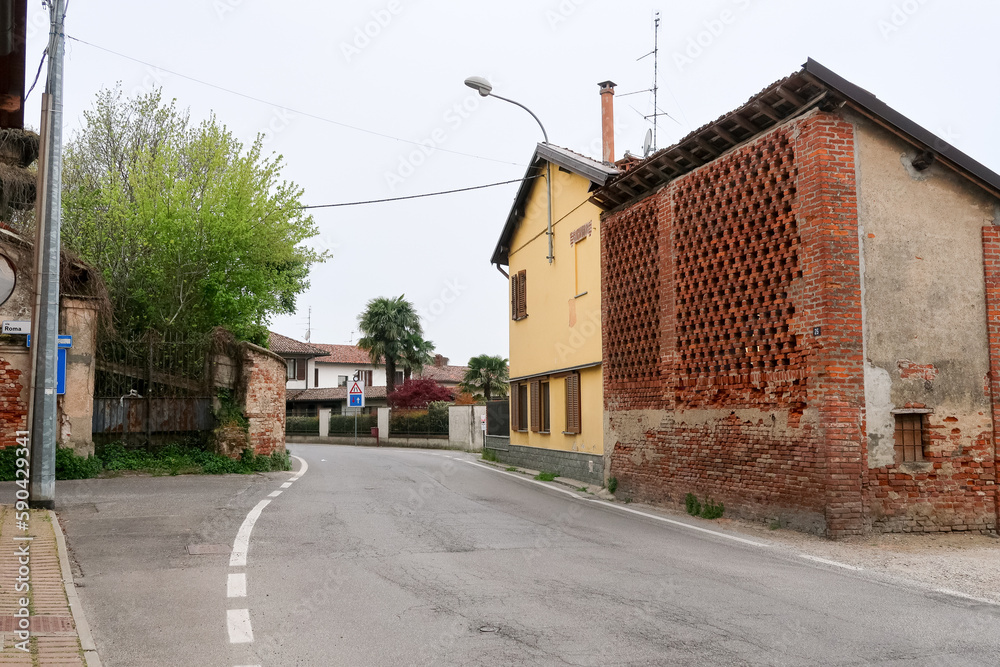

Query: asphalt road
[[49, 444, 1000, 666]]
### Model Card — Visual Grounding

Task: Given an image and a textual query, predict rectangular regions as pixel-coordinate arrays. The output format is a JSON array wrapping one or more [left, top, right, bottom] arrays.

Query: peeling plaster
[[865, 361, 895, 468]]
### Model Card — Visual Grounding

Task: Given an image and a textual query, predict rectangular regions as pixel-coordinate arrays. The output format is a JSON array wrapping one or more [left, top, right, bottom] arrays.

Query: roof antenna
[[306, 306, 312, 343], [637, 12, 661, 151]]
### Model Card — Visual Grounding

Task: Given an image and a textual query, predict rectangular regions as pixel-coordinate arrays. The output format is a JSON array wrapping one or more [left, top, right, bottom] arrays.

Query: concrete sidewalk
[[0, 506, 99, 666]]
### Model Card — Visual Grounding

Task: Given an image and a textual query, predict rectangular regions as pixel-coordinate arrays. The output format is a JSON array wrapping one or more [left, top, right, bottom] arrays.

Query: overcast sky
[[23, 0, 1000, 364]]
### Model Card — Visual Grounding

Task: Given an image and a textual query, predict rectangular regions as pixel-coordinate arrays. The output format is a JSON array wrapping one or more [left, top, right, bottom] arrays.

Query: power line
[[63, 34, 523, 168], [299, 176, 536, 210]]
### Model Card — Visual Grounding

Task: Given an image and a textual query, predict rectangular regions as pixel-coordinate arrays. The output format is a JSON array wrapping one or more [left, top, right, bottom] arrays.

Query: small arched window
[[0, 255, 14, 306]]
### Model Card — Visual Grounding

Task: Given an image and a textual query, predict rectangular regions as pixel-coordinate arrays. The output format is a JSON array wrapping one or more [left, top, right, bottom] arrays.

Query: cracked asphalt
[[49, 444, 1000, 666]]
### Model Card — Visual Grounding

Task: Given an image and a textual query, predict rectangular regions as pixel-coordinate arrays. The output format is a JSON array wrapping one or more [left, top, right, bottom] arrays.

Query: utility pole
[[27, 0, 67, 509]]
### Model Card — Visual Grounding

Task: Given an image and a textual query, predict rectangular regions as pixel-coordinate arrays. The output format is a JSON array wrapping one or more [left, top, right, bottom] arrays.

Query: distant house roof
[[491, 143, 619, 267], [592, 58, 1000, 211], [311, 344, 378, 365], [415, 364, 466, 386], [267, 331, 329, 358], [286, 385, 388, 402]]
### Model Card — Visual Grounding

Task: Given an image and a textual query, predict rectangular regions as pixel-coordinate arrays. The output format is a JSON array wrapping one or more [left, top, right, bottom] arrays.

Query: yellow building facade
[[490, 144, 617, 484]]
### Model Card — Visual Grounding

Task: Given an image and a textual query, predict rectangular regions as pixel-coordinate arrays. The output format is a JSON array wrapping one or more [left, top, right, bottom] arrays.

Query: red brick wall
[[604, 114, 867, 535], [0, 358, 26, 448], [240, 343, 286, 456], [793, 114, 866, 536]]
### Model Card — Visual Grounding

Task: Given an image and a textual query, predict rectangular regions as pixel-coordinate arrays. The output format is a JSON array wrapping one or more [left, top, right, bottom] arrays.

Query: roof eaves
[[801, 58, 1000, 197], [490, 143, 619, 267], [592, 58, 1000, 211]]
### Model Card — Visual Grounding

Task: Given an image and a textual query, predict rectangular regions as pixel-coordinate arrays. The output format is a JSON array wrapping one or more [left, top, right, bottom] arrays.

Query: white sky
[[24, 0, 1000, 364]]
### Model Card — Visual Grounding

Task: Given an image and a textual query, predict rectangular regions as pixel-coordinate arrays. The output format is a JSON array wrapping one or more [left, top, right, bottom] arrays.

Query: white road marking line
[[933, 588, 1000, 605], [227, 609, 254, 643], [587, 499, 769, 547], [227, 573, 247, 598], [463, 460, 768, 546], [268, 490, 283, 498], [280, 482, 292, 488], [798, 554, 862, 571], [463, 460, 583, 499], [289, 455, 309, 481], [229, 499, 272, 567]]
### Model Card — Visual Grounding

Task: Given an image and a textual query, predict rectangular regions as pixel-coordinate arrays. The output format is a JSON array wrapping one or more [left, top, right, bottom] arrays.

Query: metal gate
[[92, 331, 214, 444]]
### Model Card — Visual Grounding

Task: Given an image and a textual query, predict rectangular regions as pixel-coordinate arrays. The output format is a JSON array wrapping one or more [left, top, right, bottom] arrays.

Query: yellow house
[[490, 140, 619, 485]]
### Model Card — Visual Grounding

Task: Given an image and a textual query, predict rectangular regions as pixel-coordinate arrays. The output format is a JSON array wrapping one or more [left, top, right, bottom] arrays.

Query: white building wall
[[314, 362, 387, 389]]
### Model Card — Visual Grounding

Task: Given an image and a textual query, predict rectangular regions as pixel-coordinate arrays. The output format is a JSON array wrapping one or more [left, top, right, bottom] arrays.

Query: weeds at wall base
[[0, 443, 291, 480]]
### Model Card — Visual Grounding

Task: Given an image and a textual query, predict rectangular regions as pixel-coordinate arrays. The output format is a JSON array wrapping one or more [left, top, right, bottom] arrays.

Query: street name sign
[[349, 381, 365, 408], [2, 320, 30, 334]]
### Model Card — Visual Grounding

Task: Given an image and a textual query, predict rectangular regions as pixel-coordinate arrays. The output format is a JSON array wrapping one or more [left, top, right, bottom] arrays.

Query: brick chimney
[[433, 354, 448, 367], [598, 80, 616, 163]]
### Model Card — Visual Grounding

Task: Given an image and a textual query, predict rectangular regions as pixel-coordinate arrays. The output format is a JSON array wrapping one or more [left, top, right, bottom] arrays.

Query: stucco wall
[[507, 163, 605, 457], [854, 116, 998, 532], [508, 166, 603, 375], [0, 235, 99, 454]]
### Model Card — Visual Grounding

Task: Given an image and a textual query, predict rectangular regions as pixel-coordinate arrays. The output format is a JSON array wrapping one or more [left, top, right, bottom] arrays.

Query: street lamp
[[464, 76, 554, 264]]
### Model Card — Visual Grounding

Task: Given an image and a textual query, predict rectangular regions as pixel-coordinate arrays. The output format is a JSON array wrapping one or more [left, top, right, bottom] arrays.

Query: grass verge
[[0, 442, 292, 480]]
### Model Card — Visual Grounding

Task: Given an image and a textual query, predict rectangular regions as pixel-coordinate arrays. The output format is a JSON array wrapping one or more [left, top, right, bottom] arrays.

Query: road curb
[[50, 511, 103, 667]]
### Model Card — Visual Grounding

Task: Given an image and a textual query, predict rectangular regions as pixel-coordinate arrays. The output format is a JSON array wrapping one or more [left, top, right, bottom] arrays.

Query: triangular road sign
[[349, 382, 362, 394]]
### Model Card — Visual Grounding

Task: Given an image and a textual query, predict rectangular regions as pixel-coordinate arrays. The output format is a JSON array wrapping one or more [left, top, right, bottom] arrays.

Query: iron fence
[[92, 331, 214, 445], [486, 399, 510, 436], [389, 406, 449, 438]]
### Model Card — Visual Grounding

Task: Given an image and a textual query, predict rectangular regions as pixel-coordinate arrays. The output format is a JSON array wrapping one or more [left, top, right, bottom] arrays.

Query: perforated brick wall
[[602, 199, 662, 410], [673, 129, 804, 409], [603, 114, 867, 536]]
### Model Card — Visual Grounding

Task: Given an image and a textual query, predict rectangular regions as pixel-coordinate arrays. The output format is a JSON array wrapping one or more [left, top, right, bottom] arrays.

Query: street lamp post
[[464, 76, 554, 264]]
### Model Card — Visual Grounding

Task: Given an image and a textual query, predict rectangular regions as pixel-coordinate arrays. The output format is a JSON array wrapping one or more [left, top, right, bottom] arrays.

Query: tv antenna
[[637, 12, 663, 151], [306, 306, 312, 343]]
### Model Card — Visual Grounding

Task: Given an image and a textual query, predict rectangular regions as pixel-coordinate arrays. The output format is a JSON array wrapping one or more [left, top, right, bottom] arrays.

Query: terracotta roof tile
[[267, 331, 329, 357], [287, 385, 388, 402], [416, 365, 467, 385], [311, 344, 378, 365]]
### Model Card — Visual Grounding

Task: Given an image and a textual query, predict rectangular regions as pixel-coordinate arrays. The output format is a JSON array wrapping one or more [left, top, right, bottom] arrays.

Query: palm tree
[[356, 295, 423, 395], [459, 354, 509, 401], [400, 332, 435, 382]]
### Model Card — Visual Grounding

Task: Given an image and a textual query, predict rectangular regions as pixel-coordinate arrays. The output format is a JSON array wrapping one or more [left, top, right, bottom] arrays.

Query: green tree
[[356, 295, 427, 395], [60, 86, 324, 344], [459, 354, 509, 401], [400, 331, 435, 382]]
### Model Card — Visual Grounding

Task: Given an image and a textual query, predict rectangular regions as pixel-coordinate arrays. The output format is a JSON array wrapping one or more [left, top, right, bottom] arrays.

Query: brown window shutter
[[296, 360, 306, 381], [366, 370, 373, 386], [566, 374, 581, 434], [530, 379, 541, 432], [518, 270, 527, 319], [510, 383, 519, 430], [511, 273, 519, 320]]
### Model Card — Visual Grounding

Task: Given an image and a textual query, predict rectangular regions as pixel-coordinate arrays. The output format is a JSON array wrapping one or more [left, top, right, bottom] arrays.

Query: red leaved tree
[[387, 379, 454, 408]]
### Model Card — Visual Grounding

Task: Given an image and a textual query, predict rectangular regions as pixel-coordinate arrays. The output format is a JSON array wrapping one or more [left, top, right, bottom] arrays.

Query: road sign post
[[348, 381, 365, 446]]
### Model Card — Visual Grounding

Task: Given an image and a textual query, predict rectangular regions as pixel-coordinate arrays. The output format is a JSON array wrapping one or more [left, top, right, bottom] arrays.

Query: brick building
[[594, 59, 1000, 537]]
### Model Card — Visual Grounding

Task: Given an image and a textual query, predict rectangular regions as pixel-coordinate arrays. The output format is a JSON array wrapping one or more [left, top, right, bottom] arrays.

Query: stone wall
[[484, 438, 604, 486]]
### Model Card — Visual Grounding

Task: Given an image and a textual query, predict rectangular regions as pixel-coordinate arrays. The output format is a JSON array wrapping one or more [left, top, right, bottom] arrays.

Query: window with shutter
[[296, 359, 306, 381], [510, 382, 519, 430], [540, 381, 550, 432], [565, 373, 581, 434], [511, 273, 519, 321], [518, 383, 528, 431], [530, 379, 541, 432], [517, 270, 527, 319]]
